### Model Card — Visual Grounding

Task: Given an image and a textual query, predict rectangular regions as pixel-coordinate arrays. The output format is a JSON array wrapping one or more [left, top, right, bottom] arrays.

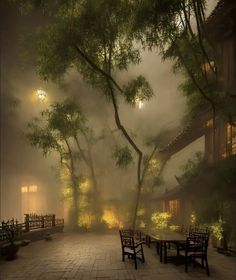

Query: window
[[21, 186, 28, 193], [206, 118, 213, 128], [226, 121, 236, 156], [29, 185, 38, 192], [168, 200, 180, 216]]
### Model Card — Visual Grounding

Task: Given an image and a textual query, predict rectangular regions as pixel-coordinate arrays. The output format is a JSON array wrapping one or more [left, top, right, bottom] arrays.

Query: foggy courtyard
[[1, 0, 236, 279], [0, 232, 236, 280]]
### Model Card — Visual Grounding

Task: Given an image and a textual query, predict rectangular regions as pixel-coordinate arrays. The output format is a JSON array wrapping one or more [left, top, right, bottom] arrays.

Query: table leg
[[160, 241, 163, 262], [164, 241, 167, 264], [156, 241, 160, 255]]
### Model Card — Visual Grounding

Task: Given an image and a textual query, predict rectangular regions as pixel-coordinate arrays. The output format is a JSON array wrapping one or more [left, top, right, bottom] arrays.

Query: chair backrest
[[186, 234, 209, 256], [120, 229, 134, 237], [119, 230, 135, 249], [189, 226, 210, 235]]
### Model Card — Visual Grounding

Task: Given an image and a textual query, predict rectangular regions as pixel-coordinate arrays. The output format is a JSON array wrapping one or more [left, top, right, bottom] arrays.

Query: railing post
[[41, 215, 44, 228], [25, 214, 30, 232], [52, 214, 56, 227]]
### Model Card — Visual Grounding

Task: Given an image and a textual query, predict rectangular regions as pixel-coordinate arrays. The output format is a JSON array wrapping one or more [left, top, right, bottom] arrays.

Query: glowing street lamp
[[35, 89, 47, 103]]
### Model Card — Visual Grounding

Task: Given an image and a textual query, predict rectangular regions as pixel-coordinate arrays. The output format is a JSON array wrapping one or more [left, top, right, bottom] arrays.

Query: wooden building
[[157, 0, 236, 226]]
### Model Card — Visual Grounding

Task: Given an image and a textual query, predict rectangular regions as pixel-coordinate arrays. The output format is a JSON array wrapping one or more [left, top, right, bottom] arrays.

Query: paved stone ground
[[0, 232, 235, 280]]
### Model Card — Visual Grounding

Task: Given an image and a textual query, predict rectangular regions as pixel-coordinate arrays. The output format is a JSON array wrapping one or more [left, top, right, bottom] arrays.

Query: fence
[[0, 214, 64, 241]]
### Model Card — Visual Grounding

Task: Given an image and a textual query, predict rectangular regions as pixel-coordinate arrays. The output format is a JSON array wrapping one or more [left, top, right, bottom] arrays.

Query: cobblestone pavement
[[0, 232, 235, 280]]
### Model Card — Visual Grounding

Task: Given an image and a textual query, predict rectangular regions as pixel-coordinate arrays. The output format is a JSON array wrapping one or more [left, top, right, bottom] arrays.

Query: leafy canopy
[[26, 99, 87, 156], [22, 0, 153, 105]]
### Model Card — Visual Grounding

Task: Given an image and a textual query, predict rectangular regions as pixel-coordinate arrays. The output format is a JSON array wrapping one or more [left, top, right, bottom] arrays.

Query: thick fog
[[0, 1, 216, 223]]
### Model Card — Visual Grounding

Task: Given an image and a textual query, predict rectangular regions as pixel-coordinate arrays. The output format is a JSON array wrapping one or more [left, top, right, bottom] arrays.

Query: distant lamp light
[[138, 100, 144, 109], [135, 97, 144, 109], [21, 186, 28, 193], [36, 89, 47, 102], [29, 185, 38, 192]]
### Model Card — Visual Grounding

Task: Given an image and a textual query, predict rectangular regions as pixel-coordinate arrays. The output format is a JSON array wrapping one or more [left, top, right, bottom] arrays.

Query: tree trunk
[[132, 182, 142, 230], [64, 138, 79, 229], [87, 144, 103, 226], [74, 135, 102, 226]]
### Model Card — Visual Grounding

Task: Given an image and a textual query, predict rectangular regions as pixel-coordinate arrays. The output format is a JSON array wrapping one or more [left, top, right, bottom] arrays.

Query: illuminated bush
[[169, 224, 180, 232], [211, 220, 224, 241], [151, 211, 172, 230], [78, 213, 95, 229], [190, 212, 197, 225]]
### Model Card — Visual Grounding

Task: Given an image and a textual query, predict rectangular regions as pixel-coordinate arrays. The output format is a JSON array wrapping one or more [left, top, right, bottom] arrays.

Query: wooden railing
[[0, 214, 64, 241], [24, 214, 64, 231]]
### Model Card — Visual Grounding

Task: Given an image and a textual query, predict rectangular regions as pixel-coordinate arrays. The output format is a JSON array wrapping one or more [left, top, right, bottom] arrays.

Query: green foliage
[[179, 151, 205, 185], [132, 0, 182, 48], [123, 75, 153, 106], [132, 0, 221, 118], [21, 0, 143, 94], [181, 156, 236, 248], [113, 146, 133, 168], [211, 220, 224, 241], [26, 99, 87, 156], [152, 175, 164, 187], [46, 99, 87, 137], [151, 211, 172, 230], [27, 119, 60, 156]]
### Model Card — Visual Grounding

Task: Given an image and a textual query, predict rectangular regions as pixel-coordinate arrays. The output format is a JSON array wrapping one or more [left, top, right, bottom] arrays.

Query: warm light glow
[[169, 224, 180, 232], [36, 89, 47, 102], [62, 187, 72, 199], [78, 213, 95, 229], [80, 178, 90, 193], [139, 221, 146, 228], [190, 212, 197, 225], [102, 209, 123, 229], [137, 208, 145, 216], [148, 159, 160, 173], [211, 219, 224, 241], [135, 97, 144, 109], [29, 185, 38, 192], [138, 100, 144, 109], [202, 61, 215, 73], [151, 211, 172, 230], [206, 119, 213, 128], [21, 186, 28, 193], [169, 200, 180, 216], [227, 122, 236, 155]]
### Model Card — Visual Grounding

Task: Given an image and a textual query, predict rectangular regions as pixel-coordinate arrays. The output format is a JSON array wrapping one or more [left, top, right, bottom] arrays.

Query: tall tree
[[21, 0, 157, 229], [26, 112, 80, 228], [26, 99, 101, 228]]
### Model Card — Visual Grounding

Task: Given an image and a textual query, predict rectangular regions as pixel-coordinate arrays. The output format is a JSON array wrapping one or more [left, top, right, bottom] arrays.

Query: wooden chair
[[183, 235, 210, 276], [175, 228, 209, 254], [119, 230, 145, 269]]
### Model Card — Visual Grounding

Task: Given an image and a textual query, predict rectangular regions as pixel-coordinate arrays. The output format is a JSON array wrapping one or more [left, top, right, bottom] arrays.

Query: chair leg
[[156, 241, 160, 255], [134, 254, 137, 269], [185, 260, 188, 272], [176, 244, 180, 257], [185, 253, 188, 273], [141, 246, 145, 263], [205, 258, 210, 276], [122, 251, 125, 262]]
